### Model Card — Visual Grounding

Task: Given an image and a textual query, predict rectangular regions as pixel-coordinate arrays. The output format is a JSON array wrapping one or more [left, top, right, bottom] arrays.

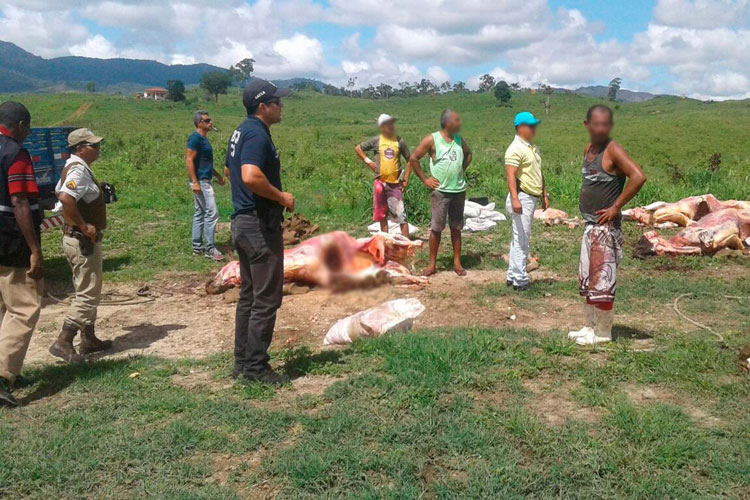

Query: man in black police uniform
[[226, 79, 295, 385]]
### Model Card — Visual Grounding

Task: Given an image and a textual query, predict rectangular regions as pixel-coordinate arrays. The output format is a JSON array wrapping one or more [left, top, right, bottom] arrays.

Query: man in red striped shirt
[[0, 101, 43, 407]]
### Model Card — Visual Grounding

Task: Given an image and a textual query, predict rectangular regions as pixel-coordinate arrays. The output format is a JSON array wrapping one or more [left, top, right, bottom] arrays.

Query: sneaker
[[192, 249, 204, 257], [205, 248, 224, 262], [575, 331, 612, 346], [506, 280, 513, 287], [567, 327, 594, 340], [0, 377, 19, 407], [241, 369, 291, 386], [513, 283, 530, 292]]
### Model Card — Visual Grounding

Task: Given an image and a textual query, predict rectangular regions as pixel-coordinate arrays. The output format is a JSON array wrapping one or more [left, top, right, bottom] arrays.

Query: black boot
[[241, 368, 291, 386], [79, 324, 113, 355], [0, 377, 18, 407], [49, 322, 84, 363]]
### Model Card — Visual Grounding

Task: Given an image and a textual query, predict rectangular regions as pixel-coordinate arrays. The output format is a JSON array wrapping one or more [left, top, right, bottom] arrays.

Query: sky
[[2, 0, 750, 100]]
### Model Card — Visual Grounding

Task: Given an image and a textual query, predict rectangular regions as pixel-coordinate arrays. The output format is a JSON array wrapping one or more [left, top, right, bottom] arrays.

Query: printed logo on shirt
[[383, 147, 395, 160], [66, 180, 77, 190], [449, 150, 458, 161]]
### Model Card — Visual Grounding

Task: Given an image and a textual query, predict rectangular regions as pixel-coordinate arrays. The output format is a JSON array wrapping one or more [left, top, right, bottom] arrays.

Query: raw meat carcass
[[534, 208, 581, 228], [534, 208, 568, 222], [622, 206, 653, 225], [634, 208, 750, 258], [650, 194, 725, 227], [357, 233, 423, 266], [206, 231, 424, 294]]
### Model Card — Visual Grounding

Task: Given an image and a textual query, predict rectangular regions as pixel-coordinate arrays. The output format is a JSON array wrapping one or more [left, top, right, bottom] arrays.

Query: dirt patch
[[56, 102, 92, 125], [23, 267, 704, 374], [623, 383, 722, 428], [288, 374, 338, 398], [523, 375, 603, 426]]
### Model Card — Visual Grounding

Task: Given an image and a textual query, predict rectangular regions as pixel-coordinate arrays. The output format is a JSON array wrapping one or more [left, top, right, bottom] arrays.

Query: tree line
[[159, 60, 625, 106]]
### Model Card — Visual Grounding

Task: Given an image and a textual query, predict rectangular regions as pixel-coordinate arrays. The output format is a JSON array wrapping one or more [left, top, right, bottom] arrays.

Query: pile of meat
[[629, 195, 750, 258], [206, 231, 426, 294], [533, 208, 581, 228]]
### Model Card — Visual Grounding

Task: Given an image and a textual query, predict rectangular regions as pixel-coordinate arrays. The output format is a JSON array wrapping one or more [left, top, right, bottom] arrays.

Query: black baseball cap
[[243, 79, 291, 111]]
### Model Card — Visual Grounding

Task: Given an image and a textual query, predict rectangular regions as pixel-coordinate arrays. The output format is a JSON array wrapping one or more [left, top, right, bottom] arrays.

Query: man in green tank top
[[409, 109, 473, 276]]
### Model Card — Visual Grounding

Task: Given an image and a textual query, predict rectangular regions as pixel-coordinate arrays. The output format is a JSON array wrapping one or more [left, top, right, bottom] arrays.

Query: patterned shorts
[[578, 223, 624, 303], [373, 180, 407, 224]]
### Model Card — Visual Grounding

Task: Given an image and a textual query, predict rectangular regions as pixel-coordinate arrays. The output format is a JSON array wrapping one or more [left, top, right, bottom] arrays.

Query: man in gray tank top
[[568, 105, 646, 346]]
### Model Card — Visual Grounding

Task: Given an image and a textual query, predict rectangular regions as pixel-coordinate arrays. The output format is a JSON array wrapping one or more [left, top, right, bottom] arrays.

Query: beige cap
[[68, 128, 104, 148]]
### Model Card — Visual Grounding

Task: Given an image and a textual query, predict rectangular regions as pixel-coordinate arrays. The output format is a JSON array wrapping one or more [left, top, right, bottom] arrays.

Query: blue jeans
[[191, 180, 218, 252]]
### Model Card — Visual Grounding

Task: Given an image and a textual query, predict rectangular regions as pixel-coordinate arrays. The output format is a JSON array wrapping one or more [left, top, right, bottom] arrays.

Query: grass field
[[1, 89, 749, 499]]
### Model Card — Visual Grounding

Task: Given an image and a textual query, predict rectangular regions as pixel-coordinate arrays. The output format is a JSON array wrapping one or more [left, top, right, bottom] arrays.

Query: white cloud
[[653, 0, 750, 29], [342, 60, 370, 73], [68, 34, 118, 59], [255, 34, 325, 78], [426, 66, 451, 84]]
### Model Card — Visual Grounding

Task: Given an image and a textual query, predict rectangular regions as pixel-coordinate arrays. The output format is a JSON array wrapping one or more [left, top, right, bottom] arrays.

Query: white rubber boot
[[576, 307, 613, 346], [567, 303, 596, 340]]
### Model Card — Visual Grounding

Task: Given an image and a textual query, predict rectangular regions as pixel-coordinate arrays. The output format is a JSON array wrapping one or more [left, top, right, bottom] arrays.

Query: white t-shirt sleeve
[[58, 165, 92, 201]]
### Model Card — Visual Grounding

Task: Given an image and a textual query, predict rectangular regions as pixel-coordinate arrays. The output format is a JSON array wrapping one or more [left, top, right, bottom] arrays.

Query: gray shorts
[[430, 190, 465, 232]]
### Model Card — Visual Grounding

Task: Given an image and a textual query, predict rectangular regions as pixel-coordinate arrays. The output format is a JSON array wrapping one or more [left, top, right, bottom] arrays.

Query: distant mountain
[[573, 85, 660, 103], [0, 41, 222, 93]]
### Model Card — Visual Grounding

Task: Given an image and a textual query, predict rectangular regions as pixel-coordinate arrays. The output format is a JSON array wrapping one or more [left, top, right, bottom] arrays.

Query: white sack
[[463, 218, 497, 232], [367, 221, 420, 237], [323, 298, 426, 345]]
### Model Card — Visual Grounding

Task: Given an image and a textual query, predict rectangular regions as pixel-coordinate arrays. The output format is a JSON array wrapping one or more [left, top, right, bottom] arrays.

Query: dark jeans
[[231, 212, 284, 376]]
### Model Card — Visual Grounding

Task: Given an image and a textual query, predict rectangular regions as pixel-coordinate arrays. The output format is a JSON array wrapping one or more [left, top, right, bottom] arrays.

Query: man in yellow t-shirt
[[355, 114, 412, 238], [504, 112, 549, 291]]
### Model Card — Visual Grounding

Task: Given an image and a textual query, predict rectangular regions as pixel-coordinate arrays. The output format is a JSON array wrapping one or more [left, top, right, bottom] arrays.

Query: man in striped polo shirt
[[0, 101, 44, 407]]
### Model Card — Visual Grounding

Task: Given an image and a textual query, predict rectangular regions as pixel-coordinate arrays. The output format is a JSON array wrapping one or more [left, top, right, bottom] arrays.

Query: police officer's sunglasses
[[200, 118, 212, 123]]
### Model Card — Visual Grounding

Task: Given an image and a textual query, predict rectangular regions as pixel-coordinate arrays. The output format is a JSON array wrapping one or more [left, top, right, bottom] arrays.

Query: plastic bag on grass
[[323, 298, 426, 345]]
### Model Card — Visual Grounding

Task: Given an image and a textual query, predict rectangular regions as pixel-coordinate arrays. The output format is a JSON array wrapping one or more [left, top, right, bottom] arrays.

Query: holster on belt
[[64, 225, 101, 256]]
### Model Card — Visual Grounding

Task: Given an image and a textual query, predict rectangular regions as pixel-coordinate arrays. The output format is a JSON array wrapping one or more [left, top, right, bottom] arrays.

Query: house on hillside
[[142, 87, 168, 100]]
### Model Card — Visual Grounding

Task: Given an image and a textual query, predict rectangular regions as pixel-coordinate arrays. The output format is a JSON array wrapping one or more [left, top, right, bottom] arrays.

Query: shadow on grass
[[280, 346, 347, 379], [43, 255, 133, 283], [19, 358, 137, 405], [87, 323, 186, 360], [613, 324, 653, 340]]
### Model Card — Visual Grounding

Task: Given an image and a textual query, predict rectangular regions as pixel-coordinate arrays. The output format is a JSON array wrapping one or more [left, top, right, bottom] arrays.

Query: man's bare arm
[[12, 193, 43, 280], [186, 149, 200, 193], [354, 145, 376, 172], [461, 139, 472, 170], [407, 135, 439, 189], [596, 142, 647, 223], [241, 164, 295, 212]]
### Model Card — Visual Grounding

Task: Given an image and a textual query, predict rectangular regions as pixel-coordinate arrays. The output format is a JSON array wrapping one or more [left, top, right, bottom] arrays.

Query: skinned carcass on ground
[[634, 208, 750, 258], [624, 195, 750, 227], [533, 208, 581, 228], [206, 231, 425, 294]]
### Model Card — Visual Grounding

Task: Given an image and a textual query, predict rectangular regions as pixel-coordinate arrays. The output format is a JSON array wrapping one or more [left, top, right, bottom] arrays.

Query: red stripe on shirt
[[7, 149, 40, 197]]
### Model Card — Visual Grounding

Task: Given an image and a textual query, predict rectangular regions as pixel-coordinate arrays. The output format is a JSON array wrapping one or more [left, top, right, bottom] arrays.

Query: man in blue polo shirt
[[186, 110, 225, 261], [225, 79, 294, 386]]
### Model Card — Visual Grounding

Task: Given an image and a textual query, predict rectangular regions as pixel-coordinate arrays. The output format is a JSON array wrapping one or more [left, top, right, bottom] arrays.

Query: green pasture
[[5, 89, 749, 280], [1, 90, 749, 499]]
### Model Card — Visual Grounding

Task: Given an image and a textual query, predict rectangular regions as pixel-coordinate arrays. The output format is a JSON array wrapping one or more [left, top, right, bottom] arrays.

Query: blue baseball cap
[[514, 111, 541, 128]]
